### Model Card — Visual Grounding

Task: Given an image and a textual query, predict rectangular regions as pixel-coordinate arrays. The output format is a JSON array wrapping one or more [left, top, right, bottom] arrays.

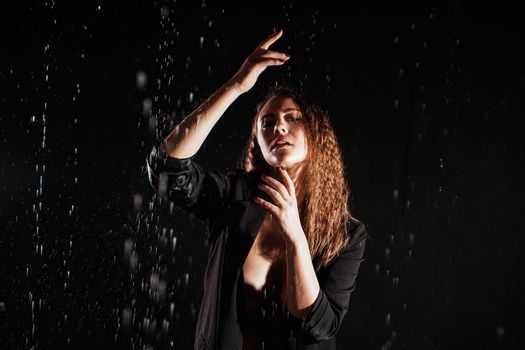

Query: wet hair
[[241, 82, 353, 267]]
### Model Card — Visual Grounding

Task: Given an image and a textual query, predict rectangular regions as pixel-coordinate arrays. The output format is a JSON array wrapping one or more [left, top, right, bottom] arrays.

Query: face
[[256, 95, 308, 171]]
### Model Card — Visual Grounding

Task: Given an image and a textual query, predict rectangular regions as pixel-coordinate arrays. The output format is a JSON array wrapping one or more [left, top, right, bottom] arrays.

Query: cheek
[[262, 131, 270, 142], [299, 133, 307, 152], [256, 133, 269, 150]]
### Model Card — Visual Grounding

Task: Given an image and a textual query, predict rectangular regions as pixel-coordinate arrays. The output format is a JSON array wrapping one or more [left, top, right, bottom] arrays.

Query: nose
[[274, 118, 288, 135]]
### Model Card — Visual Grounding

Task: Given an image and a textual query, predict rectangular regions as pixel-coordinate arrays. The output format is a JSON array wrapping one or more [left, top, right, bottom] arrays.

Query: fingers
[[278, 167, 295, 196], [253, 196, 278, 215], [261, 174, 292, 201], [258, 183, 286, 206], [250, 57, 288, 70], [260, 50, 290, 61], [263, 58, 288, 66], [259, 29, 283, 50]]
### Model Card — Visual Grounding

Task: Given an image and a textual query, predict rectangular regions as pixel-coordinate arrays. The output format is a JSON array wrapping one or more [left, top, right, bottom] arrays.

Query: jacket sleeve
[[296, 221, 369, 343], [145, 145, 235, 226]]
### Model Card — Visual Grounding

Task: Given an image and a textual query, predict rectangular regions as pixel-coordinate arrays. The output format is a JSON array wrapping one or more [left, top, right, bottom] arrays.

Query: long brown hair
[[241, 83, 353, 267]]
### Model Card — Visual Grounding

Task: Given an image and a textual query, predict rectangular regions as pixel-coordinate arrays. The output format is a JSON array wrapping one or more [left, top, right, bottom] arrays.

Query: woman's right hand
[[228, 30, 290, 94]]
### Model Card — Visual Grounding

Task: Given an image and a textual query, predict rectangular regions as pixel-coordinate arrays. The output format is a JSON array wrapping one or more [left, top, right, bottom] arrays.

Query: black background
[[1, 0, 524, 349]]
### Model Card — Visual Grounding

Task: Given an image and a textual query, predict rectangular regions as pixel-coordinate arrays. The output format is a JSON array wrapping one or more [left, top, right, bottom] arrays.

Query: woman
[[146, 29, 369, 350]]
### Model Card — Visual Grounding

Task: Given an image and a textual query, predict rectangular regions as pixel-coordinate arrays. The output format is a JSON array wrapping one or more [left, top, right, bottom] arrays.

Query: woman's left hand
[[253, 166, 305, 244]]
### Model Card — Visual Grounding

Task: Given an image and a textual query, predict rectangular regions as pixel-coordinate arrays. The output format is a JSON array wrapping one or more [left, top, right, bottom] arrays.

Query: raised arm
[[161, 29, 290, 159]]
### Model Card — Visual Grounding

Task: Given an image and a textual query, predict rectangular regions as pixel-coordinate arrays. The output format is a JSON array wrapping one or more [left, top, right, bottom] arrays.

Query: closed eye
[[261, 115, 302, 128]]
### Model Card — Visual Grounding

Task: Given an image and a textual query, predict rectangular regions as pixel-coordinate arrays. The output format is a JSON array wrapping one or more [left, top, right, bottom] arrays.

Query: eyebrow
[[259, 108, 301, 121]]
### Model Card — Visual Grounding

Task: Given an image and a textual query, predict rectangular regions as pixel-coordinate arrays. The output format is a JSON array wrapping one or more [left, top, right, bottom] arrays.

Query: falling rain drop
[[132, 193, 143, 212], [143, 98, 152, 116], [184, 272, 190, 289], [162, 319, 169, 335], [408, 233, 414, 245], [150, 273, 160, 292], [160, 7, 169, 19], [393, 189, 399, 202], [136, 71, 147, 90], [496, 326, 505, 341], [394, 99, 400, 109], [122, 307, 132, 330], [124, 239, 134, 257], [130, 252, 138, 272], [392, 276, 399, 287]]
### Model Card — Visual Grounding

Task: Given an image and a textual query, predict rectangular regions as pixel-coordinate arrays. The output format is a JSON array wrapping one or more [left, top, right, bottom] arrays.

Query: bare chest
[[242, 214, 287, 307]]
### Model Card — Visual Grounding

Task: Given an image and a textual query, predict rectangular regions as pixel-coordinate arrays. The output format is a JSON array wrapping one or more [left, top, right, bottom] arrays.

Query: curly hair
[[241, 83, 353, 267]]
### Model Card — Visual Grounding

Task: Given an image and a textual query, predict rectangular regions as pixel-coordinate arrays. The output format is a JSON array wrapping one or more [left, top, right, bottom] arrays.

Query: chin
[[265, 153, 305, 169], [272, 161, 297, 171]]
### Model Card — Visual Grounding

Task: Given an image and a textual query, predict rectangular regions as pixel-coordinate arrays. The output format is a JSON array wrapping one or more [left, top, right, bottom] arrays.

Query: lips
[[271, 138, 293, 150]]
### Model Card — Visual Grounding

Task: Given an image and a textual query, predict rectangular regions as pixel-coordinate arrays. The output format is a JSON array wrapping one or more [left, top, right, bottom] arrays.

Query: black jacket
[[146, 145, 370, 350]]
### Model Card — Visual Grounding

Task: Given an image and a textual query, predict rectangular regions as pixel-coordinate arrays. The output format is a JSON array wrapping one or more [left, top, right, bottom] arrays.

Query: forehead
[[258, 96, 300, 120]]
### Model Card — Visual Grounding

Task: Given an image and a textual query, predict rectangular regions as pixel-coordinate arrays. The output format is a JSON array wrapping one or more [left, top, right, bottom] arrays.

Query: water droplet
[[124, 239, 134, 257], [150, 273, 160, 295], [143, 98, 152, 115], [136, 71, 147, 90], [496, 326, 505, 341], [122, 307, 132, 330], [163, 319, 170, 335], [160, 6, 169, 19], [132, 193, 143, 212], [392, 276, 399, 286], [130, 252, 138, 272]]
